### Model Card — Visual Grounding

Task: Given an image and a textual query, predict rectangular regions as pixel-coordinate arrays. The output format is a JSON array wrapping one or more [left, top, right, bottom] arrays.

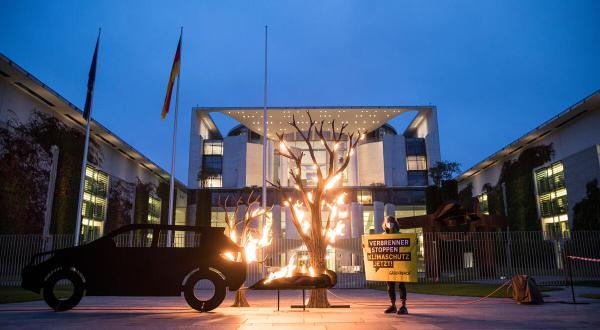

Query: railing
[[2, 231, 599, 288]]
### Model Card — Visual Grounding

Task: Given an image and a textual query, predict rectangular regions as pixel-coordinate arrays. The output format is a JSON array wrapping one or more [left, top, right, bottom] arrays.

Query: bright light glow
[[307, 191, 314, 203], [264, 255, 297, 283], [324, 173, 341, 190]]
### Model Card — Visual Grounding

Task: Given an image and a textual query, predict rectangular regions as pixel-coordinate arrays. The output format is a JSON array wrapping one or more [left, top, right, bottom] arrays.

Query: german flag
[[161, 34, 181, 119]]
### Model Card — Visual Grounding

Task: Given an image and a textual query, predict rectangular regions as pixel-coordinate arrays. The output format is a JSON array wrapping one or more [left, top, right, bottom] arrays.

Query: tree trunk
[[231, 287, 250, 307], [307, 236, 331, 308]]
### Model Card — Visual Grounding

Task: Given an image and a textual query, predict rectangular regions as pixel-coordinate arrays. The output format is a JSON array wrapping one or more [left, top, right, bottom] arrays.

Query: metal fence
[[2, 231, 600, 288]]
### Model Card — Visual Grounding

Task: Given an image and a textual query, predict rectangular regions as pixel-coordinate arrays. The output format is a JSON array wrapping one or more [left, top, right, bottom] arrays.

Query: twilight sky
[[1, 0, 599, 183]]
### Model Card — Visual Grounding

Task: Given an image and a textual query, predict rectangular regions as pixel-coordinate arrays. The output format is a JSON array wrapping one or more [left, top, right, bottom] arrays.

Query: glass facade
[[406, 155, 427, 171], [405, 138, 428, 186], [203, 140, 223, 155], [363, 206, 375, 234], [477, 193, 489, 215], [210, 208, 228, 228], [535, 162, 568, 233], [395, 205, 426, 218], [356, 189, 372, 205], [81, 165, 109, 242], [201, 140, 223, 187], [407, 171, 428, 186], [148, 195, 161, 224], [286, 139, 349, 187]]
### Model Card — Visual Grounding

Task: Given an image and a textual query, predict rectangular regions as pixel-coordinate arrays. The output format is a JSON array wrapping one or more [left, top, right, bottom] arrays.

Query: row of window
[[80, 165, 164, 242], [200, 139, 428, 187], [209, 204, 426, 238], [535, 161, 569, 234]]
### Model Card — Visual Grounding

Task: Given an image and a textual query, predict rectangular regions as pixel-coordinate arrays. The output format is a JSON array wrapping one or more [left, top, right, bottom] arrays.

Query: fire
[[264, 255, 297, 283], [263, 255, 319, 284], [324, 173, 341, 191], [226, 206, 273, 264]]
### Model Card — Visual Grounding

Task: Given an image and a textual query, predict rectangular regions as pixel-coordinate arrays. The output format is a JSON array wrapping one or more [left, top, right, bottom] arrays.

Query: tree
[[498, 144, 553, 230], [0, 110, 101, 234], [429, 161, 461, 187], [197, 166, 221, 188], [269, 112, 362, 308], [573, 179, 600, 230], [220, 192, 271, 307]]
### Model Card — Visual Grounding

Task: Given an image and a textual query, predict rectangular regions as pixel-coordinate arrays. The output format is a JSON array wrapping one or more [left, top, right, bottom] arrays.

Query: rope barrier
[[567, 255, 600, 263], [327, 280, 513, 307]]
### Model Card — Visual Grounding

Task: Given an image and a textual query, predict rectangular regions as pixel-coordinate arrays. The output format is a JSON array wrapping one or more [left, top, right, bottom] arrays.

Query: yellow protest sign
[[362, 233, 418, 282]]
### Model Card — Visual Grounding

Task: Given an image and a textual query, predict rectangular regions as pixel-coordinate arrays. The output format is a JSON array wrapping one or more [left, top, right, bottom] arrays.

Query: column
[[271, 204, 282, 237], [373, 201, 385, 234], [350, 202, 364, 238], [384, 203, 395, 219], [285, 206, 298, 239]]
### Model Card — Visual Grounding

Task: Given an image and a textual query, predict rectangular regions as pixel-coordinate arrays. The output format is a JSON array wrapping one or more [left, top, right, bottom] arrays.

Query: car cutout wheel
[[42, 269, 84, 311], [183, 270, 227, 312]]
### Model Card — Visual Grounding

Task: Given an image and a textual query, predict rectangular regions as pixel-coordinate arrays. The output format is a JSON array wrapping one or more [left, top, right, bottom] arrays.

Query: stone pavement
[[1, 288, 599, 329]]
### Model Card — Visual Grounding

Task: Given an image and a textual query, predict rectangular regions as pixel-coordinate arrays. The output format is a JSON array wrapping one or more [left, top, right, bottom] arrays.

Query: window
[[205, 175, 222, 188], [407, 171, 428, 186], [406, 155, 427, 171], [395, 205, 426, 218], [535, 162, 569, 233], [406, 138, 426, 156], [211, 209, 228, 228], [81, 165, 109, 242], [363, 207, 375, 234], [202, 155, 223, 172], [357, 190, 372, 205], [203, 140, 223, 155], [287, 139, 348, 187], [148, 195, 161, 224], [478, 194, 489, 215]]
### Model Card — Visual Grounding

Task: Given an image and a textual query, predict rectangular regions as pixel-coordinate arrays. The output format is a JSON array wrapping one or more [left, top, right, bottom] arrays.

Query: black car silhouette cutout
[[21, 224, 246, 312]]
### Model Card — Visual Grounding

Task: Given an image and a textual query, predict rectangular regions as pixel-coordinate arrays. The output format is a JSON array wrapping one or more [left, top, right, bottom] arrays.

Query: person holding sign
[[382, 216, 408, 315]]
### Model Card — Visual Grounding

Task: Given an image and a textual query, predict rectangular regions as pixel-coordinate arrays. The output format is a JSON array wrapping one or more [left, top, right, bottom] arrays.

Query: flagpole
[[262, 25, 268, 214], [74, 28, 101, 246], [74, 112, 92, 246], [167, 27, 182, 247]]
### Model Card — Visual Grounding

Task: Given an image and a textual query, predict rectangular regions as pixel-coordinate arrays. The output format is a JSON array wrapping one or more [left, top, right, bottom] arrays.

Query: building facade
[[457, 90, 600, 233], [187, 106, 441, 239], [0, 53, 187, 241]]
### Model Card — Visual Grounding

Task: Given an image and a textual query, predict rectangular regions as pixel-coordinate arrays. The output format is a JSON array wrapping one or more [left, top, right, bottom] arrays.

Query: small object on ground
[[384, 305, 397, 313], [510, 275, 544, 304], [397, 306, 408, 314]]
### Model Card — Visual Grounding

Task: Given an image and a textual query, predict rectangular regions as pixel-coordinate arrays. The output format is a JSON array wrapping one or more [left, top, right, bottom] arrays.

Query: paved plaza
[[1, 288, 599, 329]]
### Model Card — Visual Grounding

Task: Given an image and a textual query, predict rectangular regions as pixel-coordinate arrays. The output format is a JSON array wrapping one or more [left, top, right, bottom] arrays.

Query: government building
[[457, 90, 600, 234], [186, 106, 441, 240], [0, 53, 188, 241]]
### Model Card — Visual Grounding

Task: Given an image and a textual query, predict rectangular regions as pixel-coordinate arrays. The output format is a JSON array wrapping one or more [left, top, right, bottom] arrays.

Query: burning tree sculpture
[[221, 192, 272, 307], [268, 112, 363, 308]]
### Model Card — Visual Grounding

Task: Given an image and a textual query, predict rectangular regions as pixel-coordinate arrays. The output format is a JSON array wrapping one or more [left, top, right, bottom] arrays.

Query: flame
[[223, 252, 236, 261], [265, 255, 297, 283], [227, 206, 273, 264], [307, 191, 314, 203], [230, 230, 237, 244], [244, 233, 259, 263], [324, 173, 341, 191], [309, 266, 316, 277]]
